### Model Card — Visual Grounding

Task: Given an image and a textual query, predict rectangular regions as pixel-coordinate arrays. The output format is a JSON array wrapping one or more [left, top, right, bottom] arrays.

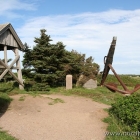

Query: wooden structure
[[0, 23, 25, 89]]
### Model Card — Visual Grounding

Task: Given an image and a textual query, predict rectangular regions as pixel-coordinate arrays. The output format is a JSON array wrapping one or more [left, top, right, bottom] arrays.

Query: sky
[[0, 0, 140, 74]]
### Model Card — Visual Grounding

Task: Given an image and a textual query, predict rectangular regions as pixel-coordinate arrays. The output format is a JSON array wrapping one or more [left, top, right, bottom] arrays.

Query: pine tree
[[22, 42, 32, 69], [63, 50, 85, 83], [22, 29, 100, 90], [22, 29, 68, 90], [63, 50, 99, 85], [32, 30, 68, 87], [22, 43, 34, 80]]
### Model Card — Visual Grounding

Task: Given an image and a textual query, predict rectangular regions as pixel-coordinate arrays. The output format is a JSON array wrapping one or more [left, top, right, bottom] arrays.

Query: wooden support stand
[[0, 23, 25, 89], [0, 46, 24, 89]]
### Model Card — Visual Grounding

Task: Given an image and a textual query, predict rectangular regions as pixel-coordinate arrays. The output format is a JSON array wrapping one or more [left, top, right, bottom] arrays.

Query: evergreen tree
[[31, 30, 68, 87], [22, 43, 34, 80], [76, 55, 100, 87], [22, 42, 32, 69], [22, 29, 100, 90], [69, 52, 99, 86], [83, 56, 99, 78], [22, 29, 68, 90], [63, 50, 99, 85], [63, 50, 85, 83]]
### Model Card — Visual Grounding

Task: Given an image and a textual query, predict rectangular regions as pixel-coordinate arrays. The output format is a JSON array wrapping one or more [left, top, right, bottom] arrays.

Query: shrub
[[24, 81, 50, 91], [109, 93, 140, 131]]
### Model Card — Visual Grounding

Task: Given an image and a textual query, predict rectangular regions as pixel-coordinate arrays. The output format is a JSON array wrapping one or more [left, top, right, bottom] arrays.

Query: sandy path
[[0, 94, 110, 140]]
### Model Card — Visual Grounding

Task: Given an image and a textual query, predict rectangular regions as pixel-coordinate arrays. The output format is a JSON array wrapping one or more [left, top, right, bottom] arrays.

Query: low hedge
[[109, 93, 140, 132]]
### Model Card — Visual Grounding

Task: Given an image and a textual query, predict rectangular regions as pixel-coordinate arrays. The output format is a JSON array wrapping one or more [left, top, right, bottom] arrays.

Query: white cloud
[[15, 9, 140, 74], [0, 0, 36, 18]]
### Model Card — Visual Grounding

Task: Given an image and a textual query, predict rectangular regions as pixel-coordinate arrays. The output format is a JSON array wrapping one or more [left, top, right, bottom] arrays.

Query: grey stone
[[66, 75, 72, 89], [83, 79, 97, 89]]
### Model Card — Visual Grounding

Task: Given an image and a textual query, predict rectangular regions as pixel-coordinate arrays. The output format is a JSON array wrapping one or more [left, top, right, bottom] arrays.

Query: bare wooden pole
[[15, 48, 24, 89], [4, 45, 7, 65], [4, 45, 7, 82]]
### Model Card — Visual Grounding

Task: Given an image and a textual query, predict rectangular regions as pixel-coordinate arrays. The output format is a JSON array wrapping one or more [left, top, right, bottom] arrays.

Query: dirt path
[[0, 94, 110, 140]]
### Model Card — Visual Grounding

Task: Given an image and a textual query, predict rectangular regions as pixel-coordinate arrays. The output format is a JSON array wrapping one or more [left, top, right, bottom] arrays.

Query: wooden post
[[15, 48, 24, 89], [4, 46, 7, 65], [4, 45, 7, 82]]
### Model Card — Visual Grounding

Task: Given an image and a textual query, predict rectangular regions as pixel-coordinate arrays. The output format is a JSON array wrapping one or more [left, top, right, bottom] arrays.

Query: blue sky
[[1, 0, 140, 74]]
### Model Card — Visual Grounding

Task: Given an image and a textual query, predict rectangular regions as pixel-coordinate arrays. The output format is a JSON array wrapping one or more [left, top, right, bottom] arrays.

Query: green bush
[[24, 81, 50, 91], [109, 93, 140, 131]]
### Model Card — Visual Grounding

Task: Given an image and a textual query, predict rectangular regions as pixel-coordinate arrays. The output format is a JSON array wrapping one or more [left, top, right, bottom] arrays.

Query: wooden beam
[[4, 45, 7, 64], [15, 48, 24, 89], [0, 66, 19, 69], [0, 55, 19, 79], [0, 59, 24, 86]]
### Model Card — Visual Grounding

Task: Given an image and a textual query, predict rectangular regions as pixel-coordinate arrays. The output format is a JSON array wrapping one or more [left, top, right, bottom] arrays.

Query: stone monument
[[66, 75, 72, 89]]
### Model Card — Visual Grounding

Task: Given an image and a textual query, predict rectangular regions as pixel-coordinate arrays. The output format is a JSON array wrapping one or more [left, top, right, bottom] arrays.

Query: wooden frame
[[0, 46, 24, 89], [0, 23, 24, 89]]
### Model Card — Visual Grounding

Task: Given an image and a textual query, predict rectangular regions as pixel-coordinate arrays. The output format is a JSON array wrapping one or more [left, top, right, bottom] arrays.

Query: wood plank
[[0, 66, 19, 69], [0, 55, 20, 79], [0, 59, 24, 86], [10, 34, 14, 46], [15, 48, 24, 89], [7, 30, 11, 46], [4, 46, 7, 64]]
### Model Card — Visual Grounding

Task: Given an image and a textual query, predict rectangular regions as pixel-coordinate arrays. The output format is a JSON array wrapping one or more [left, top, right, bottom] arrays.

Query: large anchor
[[100, 37, 140, 94]]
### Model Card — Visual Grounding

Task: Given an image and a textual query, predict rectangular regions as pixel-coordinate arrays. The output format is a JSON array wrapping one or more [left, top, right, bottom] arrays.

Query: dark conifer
[[22, 29, 100, 90]]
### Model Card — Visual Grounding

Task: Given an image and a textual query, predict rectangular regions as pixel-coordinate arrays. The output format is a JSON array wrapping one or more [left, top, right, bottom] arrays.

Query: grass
[[1, 82, 123, 106], [47, 86, 123, 105], [46, 97, 65, 105], [18, 95, 26, 101], [0, 128, 17, 140], [104, 113, 140, 140], [0, 93, 12, 114]]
